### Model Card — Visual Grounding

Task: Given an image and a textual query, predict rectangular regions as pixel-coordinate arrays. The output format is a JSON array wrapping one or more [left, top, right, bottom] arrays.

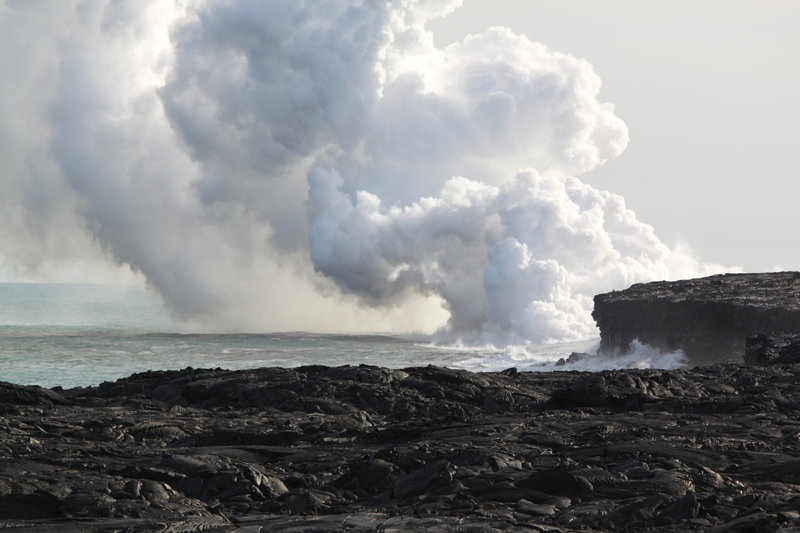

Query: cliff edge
[[593, 271, 800, 365]]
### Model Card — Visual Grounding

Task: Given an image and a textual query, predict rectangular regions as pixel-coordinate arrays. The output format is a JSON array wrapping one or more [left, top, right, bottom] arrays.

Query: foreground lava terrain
[[1, 363, 799, 532]]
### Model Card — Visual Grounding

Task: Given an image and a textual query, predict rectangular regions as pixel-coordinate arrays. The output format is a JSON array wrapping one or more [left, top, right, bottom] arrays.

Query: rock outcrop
[[745, 333, 800, 365], [2, 363, 800, 531], [593, 272, 800, 365]]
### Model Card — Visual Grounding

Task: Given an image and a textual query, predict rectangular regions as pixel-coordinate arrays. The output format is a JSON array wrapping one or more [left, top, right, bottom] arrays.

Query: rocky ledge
[[746, 333, 800, 366], [2, 362, 800, 532], [593, 272, 800, 365]]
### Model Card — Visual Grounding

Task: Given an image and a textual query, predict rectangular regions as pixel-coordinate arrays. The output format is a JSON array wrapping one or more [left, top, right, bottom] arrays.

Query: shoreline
[[2, 362, 799, 531]]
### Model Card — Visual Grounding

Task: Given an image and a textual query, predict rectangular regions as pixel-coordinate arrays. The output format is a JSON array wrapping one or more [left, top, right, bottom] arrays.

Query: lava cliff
[[592, 272, 800, 365]]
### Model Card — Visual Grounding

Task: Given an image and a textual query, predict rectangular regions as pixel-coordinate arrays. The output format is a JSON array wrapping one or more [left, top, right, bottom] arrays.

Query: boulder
[[593, 272, 800, 365]]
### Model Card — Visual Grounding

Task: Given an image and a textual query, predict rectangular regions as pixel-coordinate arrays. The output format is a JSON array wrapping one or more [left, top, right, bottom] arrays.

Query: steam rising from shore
[[0, 1, 725, 341]]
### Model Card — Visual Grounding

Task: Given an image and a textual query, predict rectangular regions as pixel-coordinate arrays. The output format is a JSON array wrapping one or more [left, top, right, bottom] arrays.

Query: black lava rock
[[593, 272, 800, 365], [1, 362, 800, 531], [745, 333, 800, 365]]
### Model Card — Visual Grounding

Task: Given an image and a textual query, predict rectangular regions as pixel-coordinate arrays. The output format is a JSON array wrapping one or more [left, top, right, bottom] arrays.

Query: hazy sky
[[432, 0, 800, 272]]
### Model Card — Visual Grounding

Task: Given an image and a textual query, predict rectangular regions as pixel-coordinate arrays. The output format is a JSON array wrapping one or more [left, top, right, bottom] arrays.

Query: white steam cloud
[[0, 1, 726, 341]]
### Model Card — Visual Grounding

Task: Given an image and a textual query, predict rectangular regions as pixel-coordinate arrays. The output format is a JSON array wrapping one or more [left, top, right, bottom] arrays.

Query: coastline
[[2, 363, 799, 531]]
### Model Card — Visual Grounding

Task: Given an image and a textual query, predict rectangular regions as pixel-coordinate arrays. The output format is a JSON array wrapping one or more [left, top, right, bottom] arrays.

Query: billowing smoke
[[0, 1, 725, 341]]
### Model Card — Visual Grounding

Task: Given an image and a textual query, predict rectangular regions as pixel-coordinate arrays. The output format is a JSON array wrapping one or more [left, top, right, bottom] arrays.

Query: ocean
[[0, 283, 681, 389]]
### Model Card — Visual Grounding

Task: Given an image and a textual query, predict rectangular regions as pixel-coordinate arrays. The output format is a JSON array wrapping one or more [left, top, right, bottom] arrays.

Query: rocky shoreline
[[593, 272, 800, 365], [2, 361, 799, 532]]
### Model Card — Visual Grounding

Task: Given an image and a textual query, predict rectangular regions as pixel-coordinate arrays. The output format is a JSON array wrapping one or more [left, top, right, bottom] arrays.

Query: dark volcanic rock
[[593, 271, 800, 365], [2, 363, 800, 531], [0, 382, 70, 411], [745, 333, 800, 365], [519, 468, 594, 498], [555, 351, 590, 366]]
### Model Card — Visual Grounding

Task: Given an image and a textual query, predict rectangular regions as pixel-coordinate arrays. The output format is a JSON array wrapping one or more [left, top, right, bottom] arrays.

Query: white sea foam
[[436, 338, 687, 373]]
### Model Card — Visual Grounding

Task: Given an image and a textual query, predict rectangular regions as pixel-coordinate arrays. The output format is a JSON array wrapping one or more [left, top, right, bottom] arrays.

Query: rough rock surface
[[593, 272, 800, 365], [2, 363, 800, 531], [746, 333, 800, 366]]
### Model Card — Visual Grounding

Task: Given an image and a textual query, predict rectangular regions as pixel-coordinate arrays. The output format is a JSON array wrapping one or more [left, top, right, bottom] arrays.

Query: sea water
[[0, 283, 679, 388]]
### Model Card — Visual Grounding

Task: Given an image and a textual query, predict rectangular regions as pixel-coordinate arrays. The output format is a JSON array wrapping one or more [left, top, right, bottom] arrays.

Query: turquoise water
[[2, 283, 671, 388]]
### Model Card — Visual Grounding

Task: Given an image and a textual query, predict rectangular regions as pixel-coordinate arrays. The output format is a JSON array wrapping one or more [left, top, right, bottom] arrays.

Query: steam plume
[[0, 1, 724, 339]]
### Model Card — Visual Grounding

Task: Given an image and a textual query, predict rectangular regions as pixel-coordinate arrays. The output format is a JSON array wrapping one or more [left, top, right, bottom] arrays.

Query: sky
[[432, 0, 800, 272], [0, 0, 797, 339]]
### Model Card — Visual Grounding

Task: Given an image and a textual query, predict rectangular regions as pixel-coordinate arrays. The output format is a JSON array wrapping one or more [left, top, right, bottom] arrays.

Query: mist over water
[[0, 1, 730, 350], [0, 284, 692, 388], [0, 283, 169, 329]]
